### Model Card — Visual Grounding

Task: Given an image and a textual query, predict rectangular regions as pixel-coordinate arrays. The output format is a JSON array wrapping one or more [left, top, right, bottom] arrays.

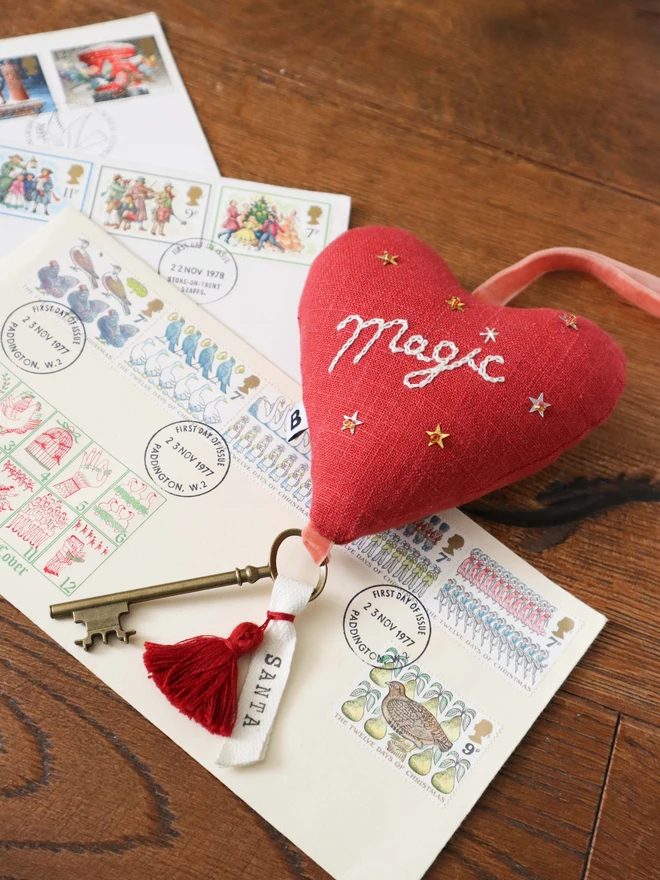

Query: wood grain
[[1, 2, 659, 878], [0, 599, 616, 879], [586, 716, 660, 880]]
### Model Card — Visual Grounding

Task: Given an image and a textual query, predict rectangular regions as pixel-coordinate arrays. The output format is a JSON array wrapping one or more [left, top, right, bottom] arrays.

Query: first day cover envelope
[[0, 209, 605, 880], [0, 14, 218, 173], [0, 142, 351, 381]]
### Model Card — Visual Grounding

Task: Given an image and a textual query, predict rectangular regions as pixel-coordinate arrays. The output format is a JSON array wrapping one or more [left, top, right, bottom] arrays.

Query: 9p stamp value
[[144, 420, 231, 497], [1, 301, 86, 374], [343, 585, 432, 668]]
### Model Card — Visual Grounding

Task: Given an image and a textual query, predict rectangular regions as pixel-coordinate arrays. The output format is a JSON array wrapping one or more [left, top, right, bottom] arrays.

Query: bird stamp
[[336, 651, 500, 804], [121, 309, 261, 434], [29, 238, 164, 369]]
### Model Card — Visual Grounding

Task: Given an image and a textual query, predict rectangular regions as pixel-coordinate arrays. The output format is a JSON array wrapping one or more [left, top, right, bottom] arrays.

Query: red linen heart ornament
[[299, 227, 626, 551]]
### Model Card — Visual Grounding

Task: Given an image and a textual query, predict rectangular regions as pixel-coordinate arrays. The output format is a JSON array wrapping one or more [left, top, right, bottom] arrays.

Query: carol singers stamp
[[90, 167, 211, 244], [0, 146, 91, 222]]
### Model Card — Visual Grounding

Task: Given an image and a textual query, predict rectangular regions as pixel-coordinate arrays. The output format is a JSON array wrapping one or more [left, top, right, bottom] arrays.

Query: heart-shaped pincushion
[[299, 227, 626, 547]]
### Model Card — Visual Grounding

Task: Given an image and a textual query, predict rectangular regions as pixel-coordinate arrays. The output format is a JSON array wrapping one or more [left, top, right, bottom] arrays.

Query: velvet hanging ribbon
[[473, 246, 660, 316]]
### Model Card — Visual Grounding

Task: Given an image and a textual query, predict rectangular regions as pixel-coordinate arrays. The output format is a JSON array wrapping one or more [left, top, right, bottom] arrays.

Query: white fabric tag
[[286, 401, 308, 441], [215, 575, 314, 767]]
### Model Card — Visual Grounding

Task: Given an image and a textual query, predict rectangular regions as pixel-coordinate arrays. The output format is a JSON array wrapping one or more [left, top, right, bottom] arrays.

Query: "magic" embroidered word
[[328, 315, 505, 388]]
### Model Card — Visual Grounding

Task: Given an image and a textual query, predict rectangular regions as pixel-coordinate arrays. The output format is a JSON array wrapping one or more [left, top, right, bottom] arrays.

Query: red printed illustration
[[0, 460, 36, 519], [52, 447, 112, 498], [7, 492, 70, 550], [0, 392, 43, 436], [26, 427, 74, 470], [42, 519, 113, 592], [54, 36, 172, 105]]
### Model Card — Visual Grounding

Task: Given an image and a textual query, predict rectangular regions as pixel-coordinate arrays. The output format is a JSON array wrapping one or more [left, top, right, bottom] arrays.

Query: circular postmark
[[1, 301, 86, 374], [25, 108, 117, 156], [158, 238, 238, 305], [343, 585, 432, 668], [144, 420, 231, 497]]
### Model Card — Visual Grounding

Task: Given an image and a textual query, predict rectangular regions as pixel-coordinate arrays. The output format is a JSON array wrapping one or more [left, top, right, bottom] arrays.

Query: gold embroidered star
[[377, 251, 399, 266], [426, 425, 450, 447], [529, 393, 551, 417], [560, 313, 578, 330], [445, 295, 465, 311], [480, 327, 498, 343], [342, 411, 363, 434]]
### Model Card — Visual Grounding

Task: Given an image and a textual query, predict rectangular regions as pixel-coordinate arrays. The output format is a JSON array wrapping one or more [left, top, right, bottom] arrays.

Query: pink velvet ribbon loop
[[473, 247, 660, 317]]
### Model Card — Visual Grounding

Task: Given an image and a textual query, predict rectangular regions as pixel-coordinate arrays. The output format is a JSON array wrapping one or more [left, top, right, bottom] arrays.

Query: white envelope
[[0, 144, 351, 379], [0, 14, 218, 173], [0, 209, 605, 880]]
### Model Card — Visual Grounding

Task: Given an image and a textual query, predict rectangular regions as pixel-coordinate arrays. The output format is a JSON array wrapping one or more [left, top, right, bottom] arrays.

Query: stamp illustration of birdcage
[[26, 428, 73, 471]]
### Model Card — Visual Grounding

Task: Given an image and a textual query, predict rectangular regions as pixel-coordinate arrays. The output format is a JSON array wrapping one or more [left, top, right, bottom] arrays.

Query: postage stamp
[[335, 652, 500, 805], [346, 516, 467, 597], [213, 186, 332, 266], [429, 545, 581, 691], [90, 168, 211, 244], [53, 35, 172, 105], [0, 365, 165, 595], [226, 385, 312, 515], [124, 310, 262, 427], [0, 146, 92, 222], [0, 55, 56, 120], [26, 237, 163, 363]]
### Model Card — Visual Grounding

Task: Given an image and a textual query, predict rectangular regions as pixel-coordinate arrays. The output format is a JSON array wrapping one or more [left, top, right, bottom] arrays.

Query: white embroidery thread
[[328, 314, 505, 388]]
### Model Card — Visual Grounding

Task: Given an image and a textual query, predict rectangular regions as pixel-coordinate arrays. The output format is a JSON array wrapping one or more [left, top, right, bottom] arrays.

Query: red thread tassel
[[143, 611, 295, 737]]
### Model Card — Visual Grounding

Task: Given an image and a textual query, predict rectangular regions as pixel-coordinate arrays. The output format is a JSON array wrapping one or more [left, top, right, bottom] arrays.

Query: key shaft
[[50, 564, 271, 620]]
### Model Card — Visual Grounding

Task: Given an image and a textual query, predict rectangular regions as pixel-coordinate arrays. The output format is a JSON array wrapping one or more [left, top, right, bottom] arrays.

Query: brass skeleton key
[[50, 529, 328, 650]]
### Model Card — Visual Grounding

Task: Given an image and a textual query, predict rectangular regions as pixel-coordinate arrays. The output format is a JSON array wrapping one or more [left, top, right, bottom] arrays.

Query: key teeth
[[74, 627, 137, 650], [75, 631, 99, 651]]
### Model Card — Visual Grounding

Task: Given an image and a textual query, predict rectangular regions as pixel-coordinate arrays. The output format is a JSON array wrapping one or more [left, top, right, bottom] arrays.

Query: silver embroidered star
[[480, 327, 498, 343], [342, 411, 363, 434], [529, 393, 551, 417]]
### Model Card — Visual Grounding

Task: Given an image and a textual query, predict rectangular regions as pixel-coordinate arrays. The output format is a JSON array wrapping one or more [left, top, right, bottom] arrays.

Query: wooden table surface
[[2, 3, 659, 878]]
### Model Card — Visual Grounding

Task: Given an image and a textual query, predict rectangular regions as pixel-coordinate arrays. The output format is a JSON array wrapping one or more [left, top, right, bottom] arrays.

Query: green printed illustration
[[339, 647, 496, 802], [0, 365, 165, 594]]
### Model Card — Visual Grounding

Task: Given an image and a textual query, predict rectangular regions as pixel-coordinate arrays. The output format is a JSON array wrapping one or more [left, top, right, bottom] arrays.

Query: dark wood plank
[[0, 600, 616, 879], [586, 715, 660, 880], [8, 1, 660, 199]]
